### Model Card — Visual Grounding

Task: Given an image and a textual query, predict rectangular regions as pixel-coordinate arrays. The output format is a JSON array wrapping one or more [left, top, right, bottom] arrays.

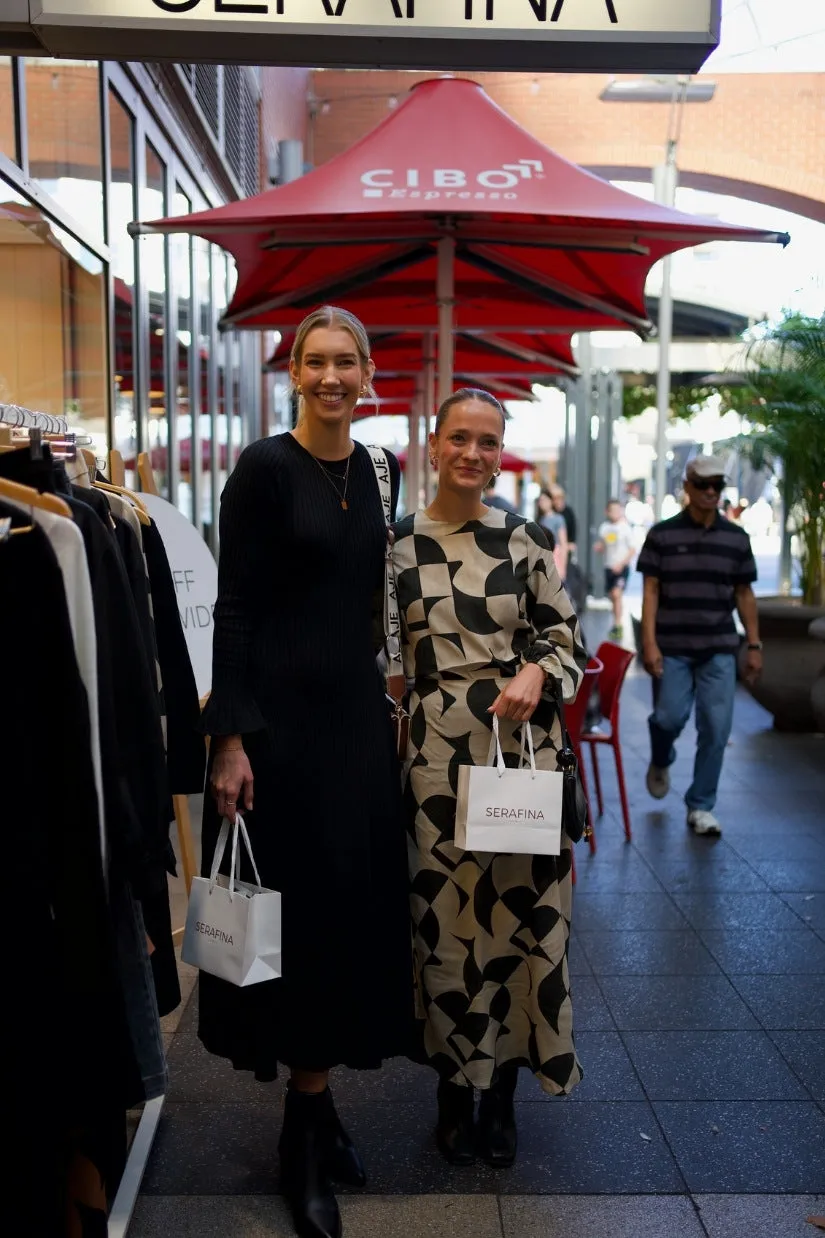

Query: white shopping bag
[[455, 717, 563, 856], [182, 813, 282, 987]]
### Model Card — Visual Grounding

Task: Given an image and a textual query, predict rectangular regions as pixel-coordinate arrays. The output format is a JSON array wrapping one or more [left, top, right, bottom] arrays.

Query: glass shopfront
[[0, 58, 262, 550]]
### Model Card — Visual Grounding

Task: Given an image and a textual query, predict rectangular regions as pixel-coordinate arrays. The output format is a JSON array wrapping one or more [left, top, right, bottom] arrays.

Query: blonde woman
[[202, 306, 413, 1238], [392, 389, 587, 1168]]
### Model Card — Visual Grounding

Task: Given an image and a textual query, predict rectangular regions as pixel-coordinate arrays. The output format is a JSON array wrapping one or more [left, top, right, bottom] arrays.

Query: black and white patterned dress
[[392, 508, 588, 1095]]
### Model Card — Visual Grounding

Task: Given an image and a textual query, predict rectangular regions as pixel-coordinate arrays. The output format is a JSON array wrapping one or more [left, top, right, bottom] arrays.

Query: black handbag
[[549, 677, 592, 845]]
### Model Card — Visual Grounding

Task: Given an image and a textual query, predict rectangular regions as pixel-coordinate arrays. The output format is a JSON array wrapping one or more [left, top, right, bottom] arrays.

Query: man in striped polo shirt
[[638, 455, 763, 836]]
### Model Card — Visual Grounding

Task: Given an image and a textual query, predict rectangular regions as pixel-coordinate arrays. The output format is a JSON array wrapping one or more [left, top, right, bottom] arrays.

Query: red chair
[[580, 641, 634, 842], [564, 656, 603, 858]]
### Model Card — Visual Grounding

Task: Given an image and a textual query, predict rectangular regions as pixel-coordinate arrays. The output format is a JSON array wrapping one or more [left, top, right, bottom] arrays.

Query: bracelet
[[746, 642, 763, 652], [216, 742, 245, 752]]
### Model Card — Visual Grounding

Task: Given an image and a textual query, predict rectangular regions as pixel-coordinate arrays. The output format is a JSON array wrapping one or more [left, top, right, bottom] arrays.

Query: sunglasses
[[690, 477, 725, 493]]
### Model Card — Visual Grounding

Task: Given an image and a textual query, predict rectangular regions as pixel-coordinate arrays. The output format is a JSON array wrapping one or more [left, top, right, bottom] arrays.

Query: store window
[[0, 58, 16, 162], [144, 141, 168, 497], [0, 179, 107, 448], [108, 89, 137, 488], [25, 59, 104, 242], [171, 185, 194, 522]]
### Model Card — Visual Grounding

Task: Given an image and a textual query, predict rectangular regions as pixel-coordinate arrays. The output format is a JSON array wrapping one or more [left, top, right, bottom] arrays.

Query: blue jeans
[[649, 653, 736, 812]]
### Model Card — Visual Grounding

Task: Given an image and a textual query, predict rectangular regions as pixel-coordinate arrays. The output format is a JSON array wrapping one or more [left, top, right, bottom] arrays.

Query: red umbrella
[[395, 447, 533, 474], [266, 329, 577, 380], [135, 77, 787, 404]]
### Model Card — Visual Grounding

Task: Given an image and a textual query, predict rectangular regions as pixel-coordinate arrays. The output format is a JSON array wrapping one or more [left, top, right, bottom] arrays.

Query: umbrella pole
[[423, 332, 436, 504], [407, 381, 422, 514], [437, 236, 455, 408]]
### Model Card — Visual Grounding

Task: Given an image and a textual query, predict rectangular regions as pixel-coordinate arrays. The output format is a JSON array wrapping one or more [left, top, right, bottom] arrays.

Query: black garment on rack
[[0, 448, 176, 893], [142, 518, 206, 795], [0, 508, 141, 1235]]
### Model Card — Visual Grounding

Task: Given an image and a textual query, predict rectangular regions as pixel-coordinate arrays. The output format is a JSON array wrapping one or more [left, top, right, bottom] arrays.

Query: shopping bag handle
[[518, 720, 538, 777], [209, 812, 263, 900], [486, 715, 538, 779]]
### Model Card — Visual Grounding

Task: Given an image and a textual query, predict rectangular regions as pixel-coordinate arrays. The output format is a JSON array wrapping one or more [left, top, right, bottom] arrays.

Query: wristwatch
[[747, 642, 763, 651]]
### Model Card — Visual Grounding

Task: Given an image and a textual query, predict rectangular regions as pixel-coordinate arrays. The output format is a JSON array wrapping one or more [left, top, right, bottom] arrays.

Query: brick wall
[[308, 70, 825, 223]]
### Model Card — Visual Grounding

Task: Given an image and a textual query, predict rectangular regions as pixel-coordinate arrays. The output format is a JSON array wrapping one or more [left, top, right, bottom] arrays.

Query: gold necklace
[[313, 450, 352, 511]]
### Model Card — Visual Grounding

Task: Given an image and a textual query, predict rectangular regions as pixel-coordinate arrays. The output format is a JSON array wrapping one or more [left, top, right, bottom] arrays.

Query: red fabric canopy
[[266, 329, 577, 379], [137, 77, 788, 337]]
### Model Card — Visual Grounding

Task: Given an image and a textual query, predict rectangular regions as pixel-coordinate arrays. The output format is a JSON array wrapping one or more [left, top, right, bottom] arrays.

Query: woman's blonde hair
[[289, 305, 377, 401]]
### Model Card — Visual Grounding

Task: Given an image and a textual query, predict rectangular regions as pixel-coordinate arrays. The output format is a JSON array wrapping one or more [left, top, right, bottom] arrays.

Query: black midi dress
[[198, 433, 414, 1079]]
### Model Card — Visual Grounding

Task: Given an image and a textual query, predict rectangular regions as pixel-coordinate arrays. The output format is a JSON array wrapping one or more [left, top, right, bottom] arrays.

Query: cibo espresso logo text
[[360, 159, 545, 201]]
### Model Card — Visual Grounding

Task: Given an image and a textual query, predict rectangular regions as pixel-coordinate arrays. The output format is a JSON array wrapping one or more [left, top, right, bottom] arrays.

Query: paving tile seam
[[762, 1029, 823, 1105], [571, 967, 693, 1196]]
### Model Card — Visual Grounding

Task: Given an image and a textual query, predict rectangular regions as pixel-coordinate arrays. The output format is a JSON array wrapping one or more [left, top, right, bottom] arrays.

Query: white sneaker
[[646, 764, 670, 799], [687, 810, 722, 837]]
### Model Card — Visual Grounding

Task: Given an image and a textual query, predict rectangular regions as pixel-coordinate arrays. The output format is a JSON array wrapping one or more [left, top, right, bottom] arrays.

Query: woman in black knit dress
[[201, 306, 413, 1238]]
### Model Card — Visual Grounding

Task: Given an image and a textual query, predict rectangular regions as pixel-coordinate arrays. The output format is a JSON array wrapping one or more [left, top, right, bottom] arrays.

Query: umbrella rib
[[468, 332, 579, 377], [464, 243, 651, 333], [224, 243, 433, 325]]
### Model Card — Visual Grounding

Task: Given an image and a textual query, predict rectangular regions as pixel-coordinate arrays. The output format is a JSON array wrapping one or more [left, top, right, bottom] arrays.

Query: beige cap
[[685, 454, 728, 481]]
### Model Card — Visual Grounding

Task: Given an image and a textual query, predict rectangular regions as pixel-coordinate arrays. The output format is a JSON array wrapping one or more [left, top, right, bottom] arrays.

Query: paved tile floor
[[132, 613, 825, 1237]]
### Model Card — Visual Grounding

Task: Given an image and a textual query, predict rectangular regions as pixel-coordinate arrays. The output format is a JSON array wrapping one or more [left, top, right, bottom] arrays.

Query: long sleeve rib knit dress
[[198, 433, 414, 1079]]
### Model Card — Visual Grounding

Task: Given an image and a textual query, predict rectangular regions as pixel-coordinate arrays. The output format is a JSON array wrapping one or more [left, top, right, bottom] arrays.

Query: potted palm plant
[[733, 312, 825, 730]]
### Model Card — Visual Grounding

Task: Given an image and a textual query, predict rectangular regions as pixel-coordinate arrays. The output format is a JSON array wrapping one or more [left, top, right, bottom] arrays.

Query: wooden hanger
[[0, 475, 73, 519], [109, 449, 125, 487], [137, 452, 160, 498], [94, 479, 152, 527]]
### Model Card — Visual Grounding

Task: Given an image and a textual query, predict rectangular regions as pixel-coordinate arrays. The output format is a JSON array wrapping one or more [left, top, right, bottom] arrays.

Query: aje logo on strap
[[361, 160, 545, 201]]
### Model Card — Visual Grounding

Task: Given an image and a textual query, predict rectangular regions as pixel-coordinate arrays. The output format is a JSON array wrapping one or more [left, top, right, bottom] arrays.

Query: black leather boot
[[435, 1079, 476, 1166], [476, 1066, 518, 1168], [278, 1086, 342, 1238], [317, 1087, 367, 1188]]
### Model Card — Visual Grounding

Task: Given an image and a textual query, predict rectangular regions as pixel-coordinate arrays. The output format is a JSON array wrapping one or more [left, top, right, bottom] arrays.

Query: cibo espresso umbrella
[[133, 77, 788, 405]]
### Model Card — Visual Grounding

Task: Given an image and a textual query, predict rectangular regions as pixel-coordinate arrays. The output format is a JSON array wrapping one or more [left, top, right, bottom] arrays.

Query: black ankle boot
[[436, 1079, 476, 1166], [316, 1087, 367, 1188], [476, 1067, 518, 1168], [278, 1086, 342, 1238]]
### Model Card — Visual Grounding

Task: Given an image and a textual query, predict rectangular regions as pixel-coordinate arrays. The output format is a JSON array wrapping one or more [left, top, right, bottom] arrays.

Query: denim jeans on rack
[[649, 652, 737, 812]]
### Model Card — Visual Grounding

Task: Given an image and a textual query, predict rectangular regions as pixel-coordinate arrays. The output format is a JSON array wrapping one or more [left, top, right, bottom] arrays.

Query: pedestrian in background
[[594, 498, 635, 641], [537, 488, 569, 582], [550, 484, 577, 565], [638, 455, 763, 837], [482, 474, 518, 514]]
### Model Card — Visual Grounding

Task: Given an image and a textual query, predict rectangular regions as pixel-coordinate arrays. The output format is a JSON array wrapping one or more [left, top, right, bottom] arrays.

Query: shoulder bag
[[548, 676, 592, 844], [366, 445, 410, 760]]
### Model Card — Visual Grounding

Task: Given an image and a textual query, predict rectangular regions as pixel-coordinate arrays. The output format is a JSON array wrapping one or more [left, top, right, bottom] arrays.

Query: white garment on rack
[[5, 498, 107, 871]]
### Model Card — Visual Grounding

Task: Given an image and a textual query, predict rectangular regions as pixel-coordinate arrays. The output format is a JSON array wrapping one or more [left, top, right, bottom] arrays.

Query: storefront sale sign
[[141, 493, 218, 700], [23, 0, 722, 72]]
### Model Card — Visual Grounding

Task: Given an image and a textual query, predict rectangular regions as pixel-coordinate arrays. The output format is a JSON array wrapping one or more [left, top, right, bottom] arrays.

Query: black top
[[637, 508, 757, 656], [202, 434, 399, 737], [196, 432, 413, 1078]]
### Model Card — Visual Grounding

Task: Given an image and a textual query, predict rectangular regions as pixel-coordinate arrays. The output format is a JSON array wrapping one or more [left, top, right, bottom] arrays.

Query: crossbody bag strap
[[548, 675, 574, 750], [366, 445, 405, 704]]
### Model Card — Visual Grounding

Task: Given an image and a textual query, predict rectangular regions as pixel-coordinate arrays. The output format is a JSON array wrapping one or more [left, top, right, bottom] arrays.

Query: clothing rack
[[1, 417, 205, 1235]]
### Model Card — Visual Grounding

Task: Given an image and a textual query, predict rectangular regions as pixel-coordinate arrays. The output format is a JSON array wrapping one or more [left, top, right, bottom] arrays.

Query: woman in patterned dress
[[392, 389, 587, 1168]]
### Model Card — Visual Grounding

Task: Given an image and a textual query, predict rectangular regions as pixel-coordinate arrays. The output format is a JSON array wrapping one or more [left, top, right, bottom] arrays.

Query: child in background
[[595, 498, 636, 641]]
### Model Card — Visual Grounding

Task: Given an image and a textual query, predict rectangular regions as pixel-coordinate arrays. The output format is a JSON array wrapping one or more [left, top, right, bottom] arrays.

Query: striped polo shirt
[[637, 509, 757, 656]]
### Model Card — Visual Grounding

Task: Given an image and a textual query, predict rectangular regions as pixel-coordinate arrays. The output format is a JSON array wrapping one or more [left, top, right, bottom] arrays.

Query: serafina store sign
[[22, 0, 721, 71]]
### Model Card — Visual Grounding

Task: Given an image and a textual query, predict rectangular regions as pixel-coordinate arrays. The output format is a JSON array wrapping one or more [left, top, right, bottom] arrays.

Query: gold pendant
[[341, 499, 348, 511]]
